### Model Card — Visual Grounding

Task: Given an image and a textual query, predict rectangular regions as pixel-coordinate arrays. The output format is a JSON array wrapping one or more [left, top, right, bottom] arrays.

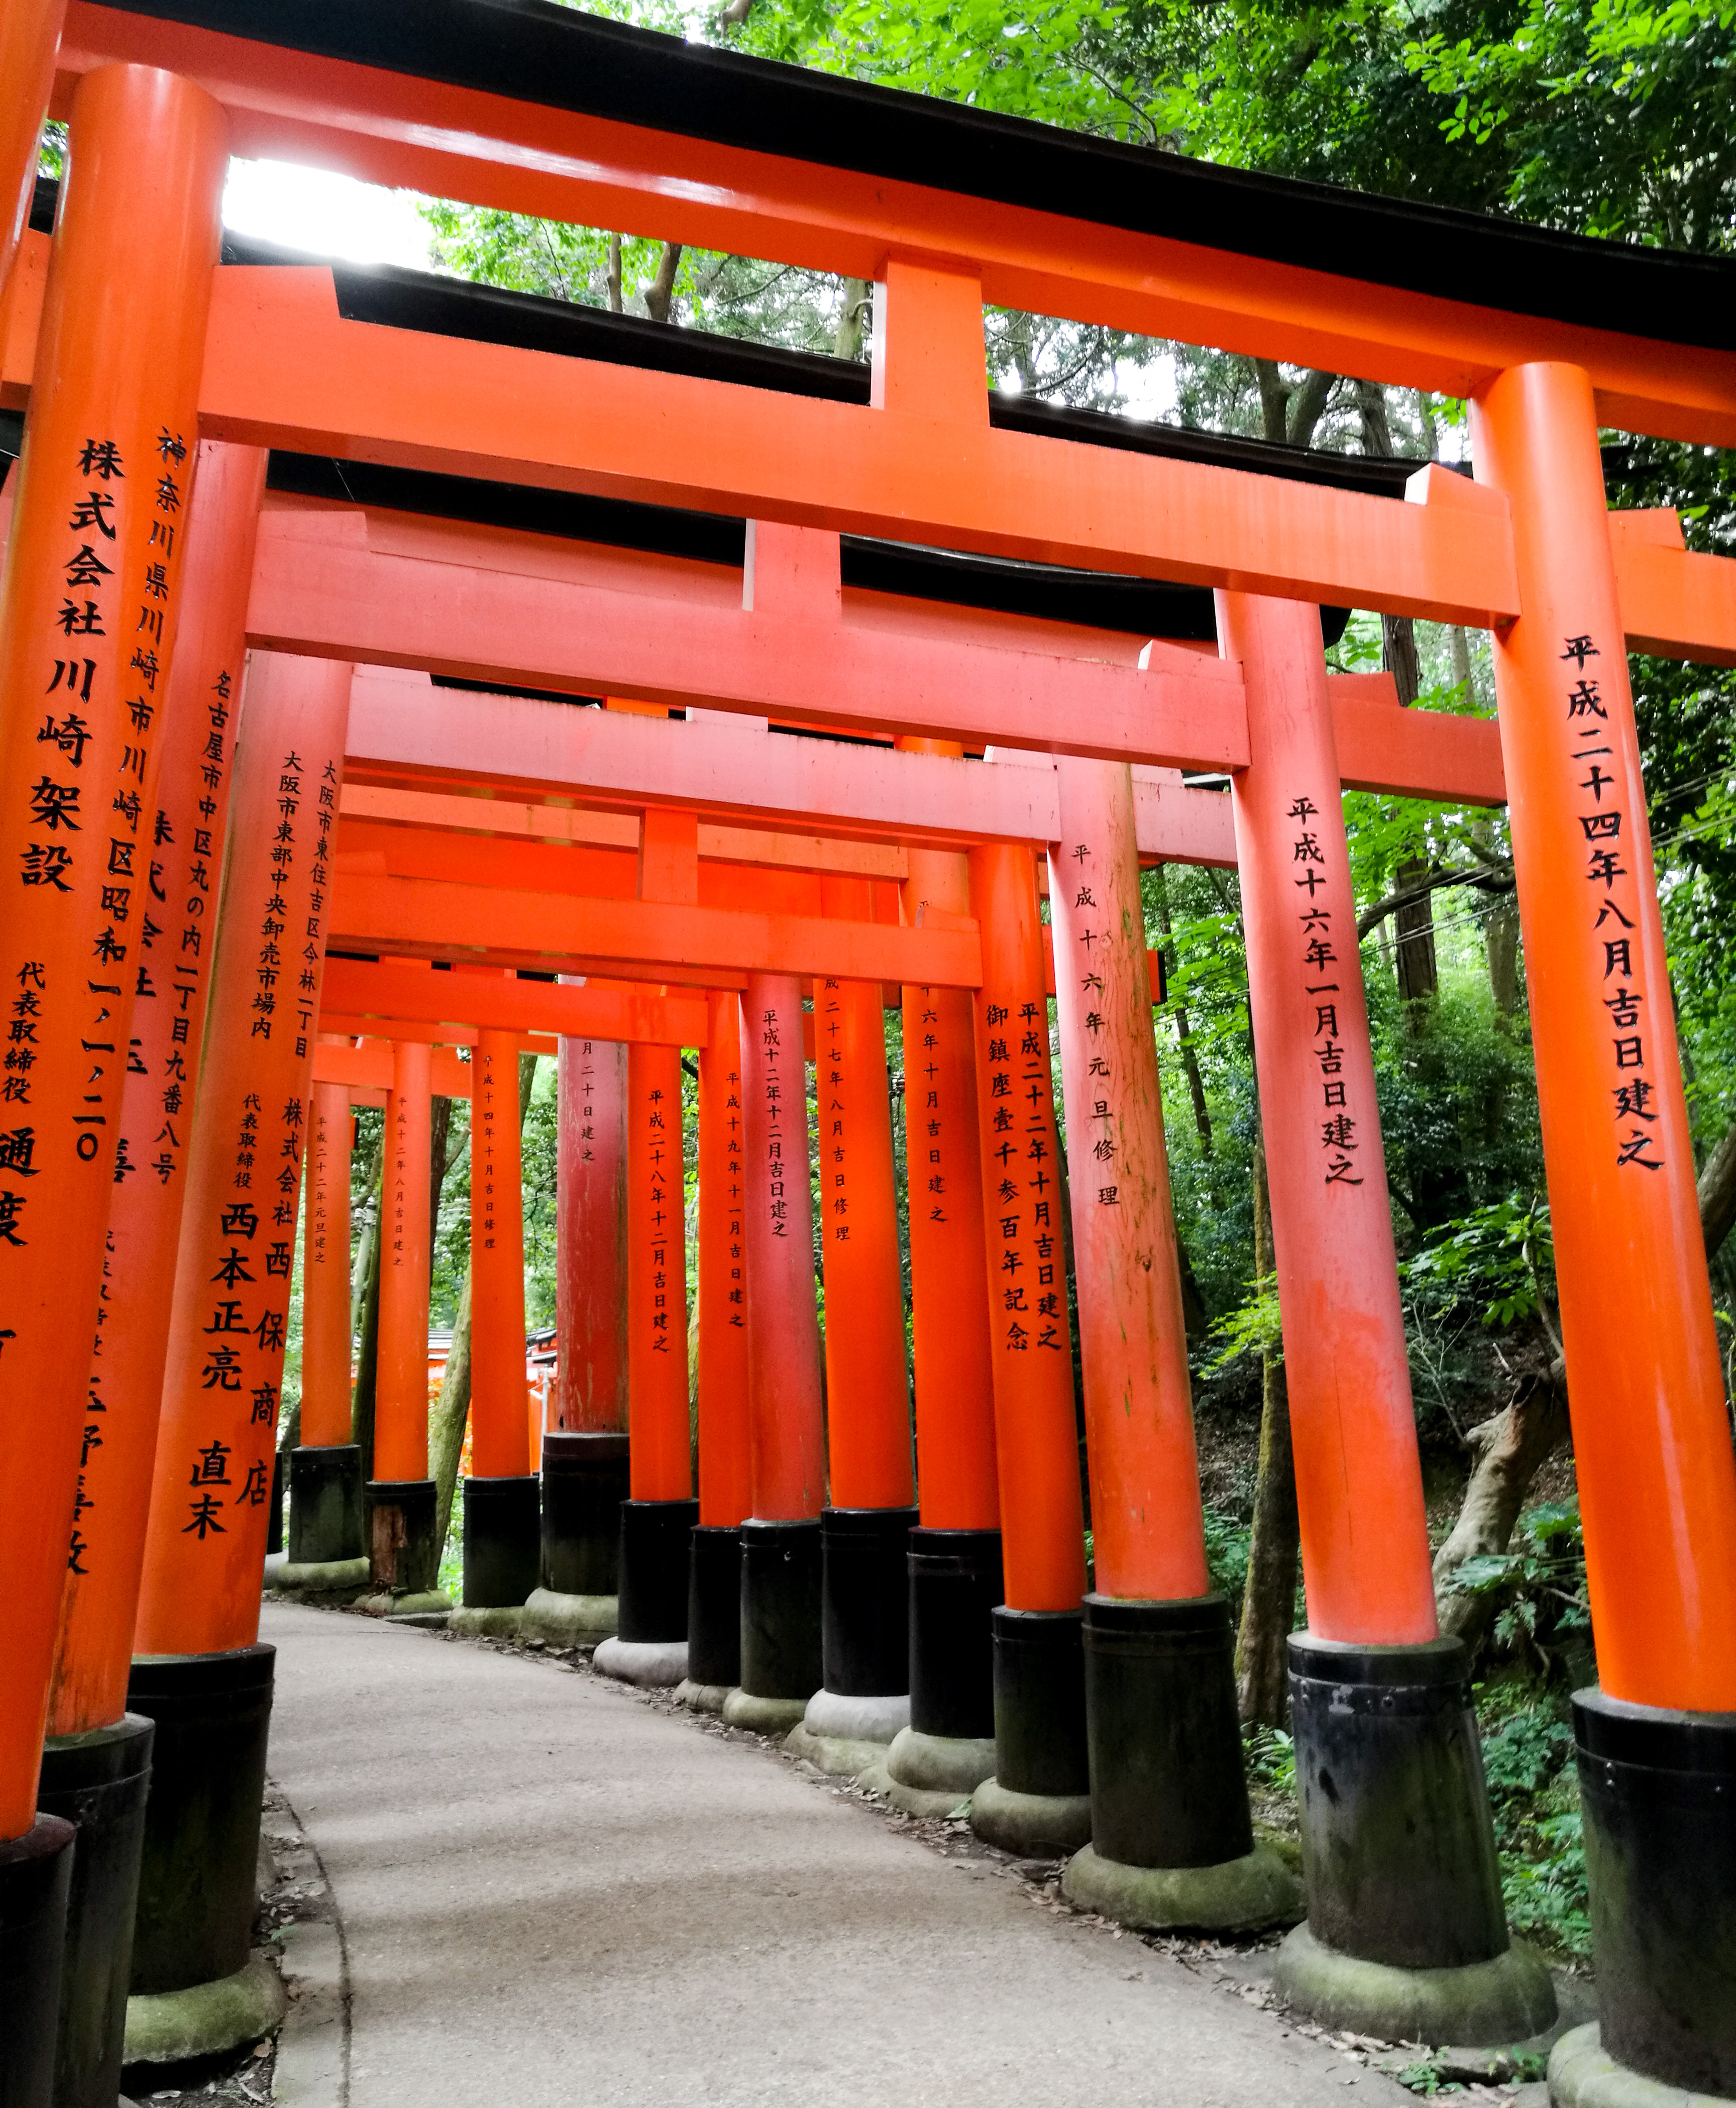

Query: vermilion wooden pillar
[[889, 809, 1004, 1797], [805, 882, 918, 1746], [300, 1084, 354, 1451], [730, 971, 826, 1723], [1224, 590, 1550, 2035], [36, 439, 260, 2108], [686, 989, 751, 1695], [965, 844, 1092, 1857], [129, 650, 351, 2026], [462, 1028, 538, 1609], [545, 1008, 631, 1605], [1049, 757, 1290, 1926], [595, 810, 701, 1684], [0, 0, 65, 306], [1473, 364, 1736, 2093], [0, 63, 225, 1869]]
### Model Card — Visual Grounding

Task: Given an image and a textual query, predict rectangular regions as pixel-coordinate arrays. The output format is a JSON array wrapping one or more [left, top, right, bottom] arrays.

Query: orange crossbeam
[[49, 5, 1736, 443], [320, 959, 710, 1045], [329, 871, 983, 989], [312, 1039, 475, 1097]]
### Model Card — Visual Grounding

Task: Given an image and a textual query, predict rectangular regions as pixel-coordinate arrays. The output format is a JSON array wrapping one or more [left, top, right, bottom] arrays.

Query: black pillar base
[[1575, 1687, 1736, 2095], [821, 1505, 918, 1698], [366, 1479, 438, 1595], [1082, 1593, 1253, 1867], [0, 1813, 75, 2108], [1289, 1633, 1507, 1970], [617, 1499, 699, 1642], [287, 1444, 366, 1566], [687, 1526, 742, 1689], [740, 1518, 823, 1701], [463, 1474, 541, 1609], [992, 1606, 1090, 1798], [37, 1713, 153, 2108], [267, 1451, 285, 1556], [909, 1527, 1003, 1741], [125, 1646, 274, 1996], [539, 1431, 629, 1596]]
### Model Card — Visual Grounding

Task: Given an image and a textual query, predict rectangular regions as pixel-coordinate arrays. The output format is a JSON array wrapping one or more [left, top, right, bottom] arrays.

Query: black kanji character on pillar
[[182, 1494, 225, 1539]]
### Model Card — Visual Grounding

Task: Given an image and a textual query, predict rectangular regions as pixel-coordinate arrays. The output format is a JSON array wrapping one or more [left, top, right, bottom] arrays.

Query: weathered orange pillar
[[462, 1029, 538, 1608], [0, 76, 224, 2072], [1473, 365, 1736, 2093], [0, 69, 225, 1897], [365, 1036, 443, 1603], [546, 1014, 629, 1600], [0, 0, 65, 307], [965, 844, 1091, 1856], [892, 803, 1003, 1791], [687, 988, 751, 1696], [806, 875, 917, 1748], [731, 971, 826, 1723], [33, 438, 259, 2108], [1223, 589, 1549, 2034], [1050, 756, 1288, 1922], [131, 649, 351, 2016]]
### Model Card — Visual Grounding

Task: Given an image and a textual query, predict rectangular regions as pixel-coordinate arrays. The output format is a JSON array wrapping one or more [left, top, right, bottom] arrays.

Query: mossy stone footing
[[593, 1636, 688, 1688], [1550, 2023, 1736, 2108], [970, 1777, 1093, 1856], [722, 1689, 811, 1736], [675, 1678, 732, 1714], [1274, 1923, 1556, 2046], [519, 1587, 617, 1646], [1063, 1841, 1302, 1934], [123, 1954, 286, 2068], [273, 1556, 370, 1596], [286, 1445, 366, 1566]]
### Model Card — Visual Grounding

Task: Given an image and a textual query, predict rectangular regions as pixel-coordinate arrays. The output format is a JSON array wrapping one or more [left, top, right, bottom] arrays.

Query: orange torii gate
[[3, 3, 1736, 2099]]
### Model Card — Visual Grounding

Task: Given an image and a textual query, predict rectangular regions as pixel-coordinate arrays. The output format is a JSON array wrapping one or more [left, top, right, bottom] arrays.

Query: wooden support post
[[0, 0, 65, 307], [554, 1019, 628, 1432], [966, 844, 1092, 1850], [624, 1039, 691, 1504], [300, 1083, 354, 1451], [135, 649, 354, 1650], [0, 60, 226, 1845], [1471, 363, 1736, 2093]]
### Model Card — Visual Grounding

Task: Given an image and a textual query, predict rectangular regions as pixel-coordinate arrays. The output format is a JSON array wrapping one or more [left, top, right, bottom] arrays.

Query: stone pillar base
[[286, 1445, 365, 1567], [122, 1952, 286, 2069], [38, 1713, 153, 2108], [686, 1525, 742, 1691], [0, 1812, 75, 2108], [1274, 1922, 1556, 2046], [462, 1474, 540, 1610], [617, 1499, 698, 1644], [739, 1518, 822, 1708], [721, 1689, 811, 1736], [1063, 1841, 1301, 1934], [540, 1431, 629, 1597], [674, 1679, 733, 1715], [126, 1646, 274, 2006], [821, 1505, 917, 1699], [592, 1636, 688, 1688], [272, 1556, 370, 1596], [908, 1528, 1002, 1744], [969, 1776, 1093, 1857], [787, 1689, 910, 1776], [1551, 2024, 1736, 2108], [862, 1724, 1000, 1816]]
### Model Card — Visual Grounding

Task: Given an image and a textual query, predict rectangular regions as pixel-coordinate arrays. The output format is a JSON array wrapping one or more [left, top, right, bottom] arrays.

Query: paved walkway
[[262, 1599, 1402, 2108]]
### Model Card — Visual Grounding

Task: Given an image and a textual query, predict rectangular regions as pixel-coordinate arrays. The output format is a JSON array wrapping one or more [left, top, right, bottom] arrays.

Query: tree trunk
[[834, 278, 871, 361], [1235, 1139, 1301, 1725], [642, 241, 683, 324], [1433, 1359, 1571, 1645], [430, 1055, 540, 1568], [1697, 1113, 1736, 1261], [605, 233, 623, 314], [1151, 864, 1212, 1156]]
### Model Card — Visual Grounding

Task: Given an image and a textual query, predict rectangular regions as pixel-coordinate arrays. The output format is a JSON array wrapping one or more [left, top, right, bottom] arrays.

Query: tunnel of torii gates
[[3, 4, 1736, 2105]]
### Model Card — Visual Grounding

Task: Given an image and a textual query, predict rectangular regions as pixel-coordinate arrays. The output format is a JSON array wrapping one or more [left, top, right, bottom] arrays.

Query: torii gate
[[3, 5, 1736, 2101]]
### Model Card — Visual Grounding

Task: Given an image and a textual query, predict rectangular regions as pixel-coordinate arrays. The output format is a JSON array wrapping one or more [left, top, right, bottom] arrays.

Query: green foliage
[[1204, 1278, 1284, 1372], [1241, 1721, 1295, 1794], [1202, 1501, 1253, 1601], [1403, 1193, 1552, 1330], [1444, 1502, 1593, 1672], [1477, 1675, 1593, 1956]]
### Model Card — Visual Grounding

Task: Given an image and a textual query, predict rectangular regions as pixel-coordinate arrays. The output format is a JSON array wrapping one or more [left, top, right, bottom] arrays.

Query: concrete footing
[[354, 1589, 451, 1619], [1273, 1923, 1557, 2046], [722, 1689, 811, 1736], [1063, 1841, 1303, 1934], [1549, 2023, 1736, 2108], [593, 1636, 688, 1688], [970, 1776, 1093, 1857], [522, 1587, 617, 1646], [273, 1556, 370, 1596], [787, 1688, 910, 1772], [864, 1725, 999, 1816], [674, 1679, 733, 1715], [123, 1953, 286, 2068]]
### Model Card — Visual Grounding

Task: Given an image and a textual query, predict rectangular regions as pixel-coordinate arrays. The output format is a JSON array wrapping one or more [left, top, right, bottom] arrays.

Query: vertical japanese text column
[[1223, 590, 1536, 2032], [966, 845, 1091, 1845], [128, 651, 352, 2012], [463, 1028, 537, 1608], [0, 61, 226, 1846], [1474, 364, 1736, 2092]]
